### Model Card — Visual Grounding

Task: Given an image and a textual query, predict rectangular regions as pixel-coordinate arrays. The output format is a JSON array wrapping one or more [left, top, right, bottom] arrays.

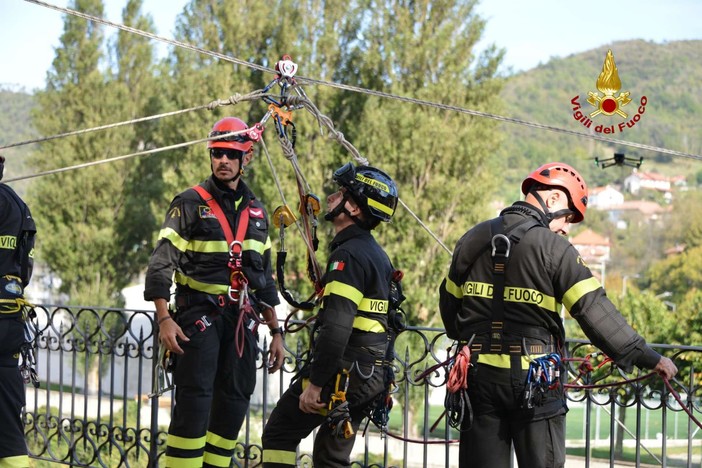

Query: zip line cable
[[3, 132, 242, 183], [0, 91, 266, 151], [20, 0, 702, 163]]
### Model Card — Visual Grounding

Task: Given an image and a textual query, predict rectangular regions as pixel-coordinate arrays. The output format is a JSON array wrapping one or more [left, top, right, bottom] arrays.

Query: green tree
[[27, 0, 158, 306]]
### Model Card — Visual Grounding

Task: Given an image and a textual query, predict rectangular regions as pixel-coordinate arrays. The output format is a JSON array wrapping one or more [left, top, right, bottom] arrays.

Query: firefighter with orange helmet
[[439, 162, 677, 467], [145, 117, 285, 467]]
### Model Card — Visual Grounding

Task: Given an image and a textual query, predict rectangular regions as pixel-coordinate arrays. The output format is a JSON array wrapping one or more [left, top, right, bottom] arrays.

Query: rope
[[23, 0, 702, 162], [0, 89, 267, 151], [2, 129, 249, 183]]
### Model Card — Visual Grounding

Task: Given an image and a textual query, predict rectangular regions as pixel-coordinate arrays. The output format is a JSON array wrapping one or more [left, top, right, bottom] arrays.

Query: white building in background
[[588, 185, 624, 209]]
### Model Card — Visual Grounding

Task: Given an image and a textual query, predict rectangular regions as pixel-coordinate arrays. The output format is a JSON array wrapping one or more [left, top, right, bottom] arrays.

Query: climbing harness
[[191, 184, 267, 356]]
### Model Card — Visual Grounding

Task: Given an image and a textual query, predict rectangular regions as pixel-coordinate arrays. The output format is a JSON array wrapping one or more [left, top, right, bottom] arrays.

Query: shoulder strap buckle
[[491, 233, 511, 258]]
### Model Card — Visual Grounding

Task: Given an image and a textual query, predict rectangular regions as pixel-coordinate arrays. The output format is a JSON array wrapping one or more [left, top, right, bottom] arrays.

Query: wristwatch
[[269, 327, 284, 337]]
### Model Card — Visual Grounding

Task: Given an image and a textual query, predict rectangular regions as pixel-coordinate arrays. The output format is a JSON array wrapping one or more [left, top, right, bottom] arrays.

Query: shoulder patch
[[198, 205, 217, 219], [168, 207, 181, 219], [249, 207, 264, 218], [328, 260, 345, 272]]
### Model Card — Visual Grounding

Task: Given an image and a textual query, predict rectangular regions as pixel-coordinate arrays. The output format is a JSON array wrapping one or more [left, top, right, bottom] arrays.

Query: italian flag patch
[[328, 260, 345, 272]]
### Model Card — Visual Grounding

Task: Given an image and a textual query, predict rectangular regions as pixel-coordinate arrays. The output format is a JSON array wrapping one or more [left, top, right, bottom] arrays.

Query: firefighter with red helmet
[[144, 117, 285, 468], [261, 163, 399, 467], [0, 154, 36, 468], [439, 162, 678, 467]]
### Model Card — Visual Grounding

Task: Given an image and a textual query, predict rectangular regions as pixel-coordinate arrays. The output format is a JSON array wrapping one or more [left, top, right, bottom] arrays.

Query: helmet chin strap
[[530, 189, 574, 223], [324, 192, 351, 222]]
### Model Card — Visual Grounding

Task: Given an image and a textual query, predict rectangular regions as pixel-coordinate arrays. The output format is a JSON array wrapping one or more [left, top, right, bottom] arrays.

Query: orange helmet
[[521, 162, 588, 223], [207, 117, 253, 153]]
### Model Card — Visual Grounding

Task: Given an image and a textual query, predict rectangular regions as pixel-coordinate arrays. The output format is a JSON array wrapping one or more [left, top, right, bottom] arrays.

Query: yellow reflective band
[[167, 433, 207, 450], [357, 298, 389, 314], [353, 315, 385, 332], [562, 277, 601, 311], [242, 236, 270, 255], [203, 451, 232, 467], [263, 449, 298, 465], [478, 353, 545, 370], [159, 227, 228, 254], [0, 235, 17, 250], [165, 455, 204, 468], [444, 276, 463, 299], [367, 197, 394, 216], [324, 281, 363, 305], [462, 282, 558, 312], [174, 273, 229, 295], [206, 431, 237, 450], [356, 173, 389, 192], [0, 454, 29, 467]]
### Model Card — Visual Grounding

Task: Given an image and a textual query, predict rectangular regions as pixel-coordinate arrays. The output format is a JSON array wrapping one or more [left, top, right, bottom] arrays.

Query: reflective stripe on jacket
[[309, 224, 393, 387], [439, 201, 660, 373], [144, 176, 279, 307]]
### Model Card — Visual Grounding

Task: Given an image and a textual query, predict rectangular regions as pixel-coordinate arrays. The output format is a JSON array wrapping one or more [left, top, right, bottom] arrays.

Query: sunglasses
[[210, 149, 245, 160]]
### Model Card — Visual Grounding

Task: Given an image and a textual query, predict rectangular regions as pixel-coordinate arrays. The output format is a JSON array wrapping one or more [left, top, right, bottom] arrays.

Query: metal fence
[[22, 305, 702, 468]]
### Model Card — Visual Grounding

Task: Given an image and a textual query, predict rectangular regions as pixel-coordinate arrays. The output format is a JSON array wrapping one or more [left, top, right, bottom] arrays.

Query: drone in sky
[[595, 153, 643, 170]]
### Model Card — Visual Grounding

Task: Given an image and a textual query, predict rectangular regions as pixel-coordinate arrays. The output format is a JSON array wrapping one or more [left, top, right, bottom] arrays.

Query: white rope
[[0, 90, 267, 150], [2, 130, 248, 183]]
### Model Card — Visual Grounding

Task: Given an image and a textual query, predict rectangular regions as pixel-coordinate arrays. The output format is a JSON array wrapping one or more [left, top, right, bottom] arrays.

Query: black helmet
[[332, 162, 398, 222]]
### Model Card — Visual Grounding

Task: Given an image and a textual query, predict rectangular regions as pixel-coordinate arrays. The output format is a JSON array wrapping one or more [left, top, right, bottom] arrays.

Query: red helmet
[[207, 117, 253, 152], [521, 162, 588, 223]]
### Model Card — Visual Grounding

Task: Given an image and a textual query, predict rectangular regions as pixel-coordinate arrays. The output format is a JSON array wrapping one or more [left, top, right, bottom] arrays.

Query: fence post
[[149, 321, 160, 468]]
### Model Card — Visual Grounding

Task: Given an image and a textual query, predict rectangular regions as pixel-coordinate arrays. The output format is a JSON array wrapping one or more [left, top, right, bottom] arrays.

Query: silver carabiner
[[491, 234, 511, 258]]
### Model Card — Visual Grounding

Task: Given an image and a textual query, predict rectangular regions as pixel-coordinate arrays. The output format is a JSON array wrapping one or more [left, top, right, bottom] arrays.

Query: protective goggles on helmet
[[333, 162, 357, 187], [209, 131, 251, 144], [210, 148, 245, 160]]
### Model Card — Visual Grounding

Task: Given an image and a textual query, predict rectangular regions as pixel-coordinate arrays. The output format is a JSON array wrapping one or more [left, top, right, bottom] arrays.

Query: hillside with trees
[[491, 39, 702, 202]]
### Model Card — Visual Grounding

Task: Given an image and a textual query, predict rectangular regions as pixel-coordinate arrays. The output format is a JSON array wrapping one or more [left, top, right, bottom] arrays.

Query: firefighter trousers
[[165, 304, 257, 468], [459, 363, 566, 468], [0, 317, 29, 467], [261, 359, 385, 468]]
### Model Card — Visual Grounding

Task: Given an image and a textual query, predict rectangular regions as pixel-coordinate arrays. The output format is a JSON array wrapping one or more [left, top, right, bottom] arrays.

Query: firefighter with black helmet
[[144, 117, 285, 468], [261, 162, 399, 467], [439, 162, 678, 468], [0, 154, 36, 468]]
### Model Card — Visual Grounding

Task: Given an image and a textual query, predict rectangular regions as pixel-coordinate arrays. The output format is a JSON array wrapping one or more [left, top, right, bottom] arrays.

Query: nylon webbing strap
[[192, 185, 236, 244], [489, 217, 509, 353]]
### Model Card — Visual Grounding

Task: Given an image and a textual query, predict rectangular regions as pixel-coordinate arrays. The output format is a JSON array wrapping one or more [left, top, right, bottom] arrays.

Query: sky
[[1, 0, 701, 92]]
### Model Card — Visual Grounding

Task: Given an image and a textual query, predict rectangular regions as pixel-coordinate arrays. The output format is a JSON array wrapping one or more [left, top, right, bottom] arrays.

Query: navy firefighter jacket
[[144, 175, 279, 308], [439, 201, 661, 373], [309, 224, 393, 387]]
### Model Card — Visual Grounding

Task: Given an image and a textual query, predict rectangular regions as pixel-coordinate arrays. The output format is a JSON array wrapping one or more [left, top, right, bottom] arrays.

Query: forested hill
[[492, 39, 702, 202]]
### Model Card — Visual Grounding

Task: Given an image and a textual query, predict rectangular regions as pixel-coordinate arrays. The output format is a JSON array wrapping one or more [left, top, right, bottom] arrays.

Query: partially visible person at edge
[[261, 162, 399, 467], [144, 117, 285, 468], [439, 162, 678, 468], [0, 154, 37, 468]]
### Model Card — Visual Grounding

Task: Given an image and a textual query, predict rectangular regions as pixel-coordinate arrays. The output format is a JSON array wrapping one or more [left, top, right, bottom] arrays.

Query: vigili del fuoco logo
[[570, 49, 647, 135]]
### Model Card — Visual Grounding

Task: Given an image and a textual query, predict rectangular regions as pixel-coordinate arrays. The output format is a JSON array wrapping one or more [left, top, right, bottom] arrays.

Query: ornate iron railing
[[22, 305, 702, 467]]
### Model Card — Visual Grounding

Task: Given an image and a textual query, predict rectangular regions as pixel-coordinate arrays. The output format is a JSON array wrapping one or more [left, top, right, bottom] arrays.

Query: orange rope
[[447, 346, 471, 393]]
